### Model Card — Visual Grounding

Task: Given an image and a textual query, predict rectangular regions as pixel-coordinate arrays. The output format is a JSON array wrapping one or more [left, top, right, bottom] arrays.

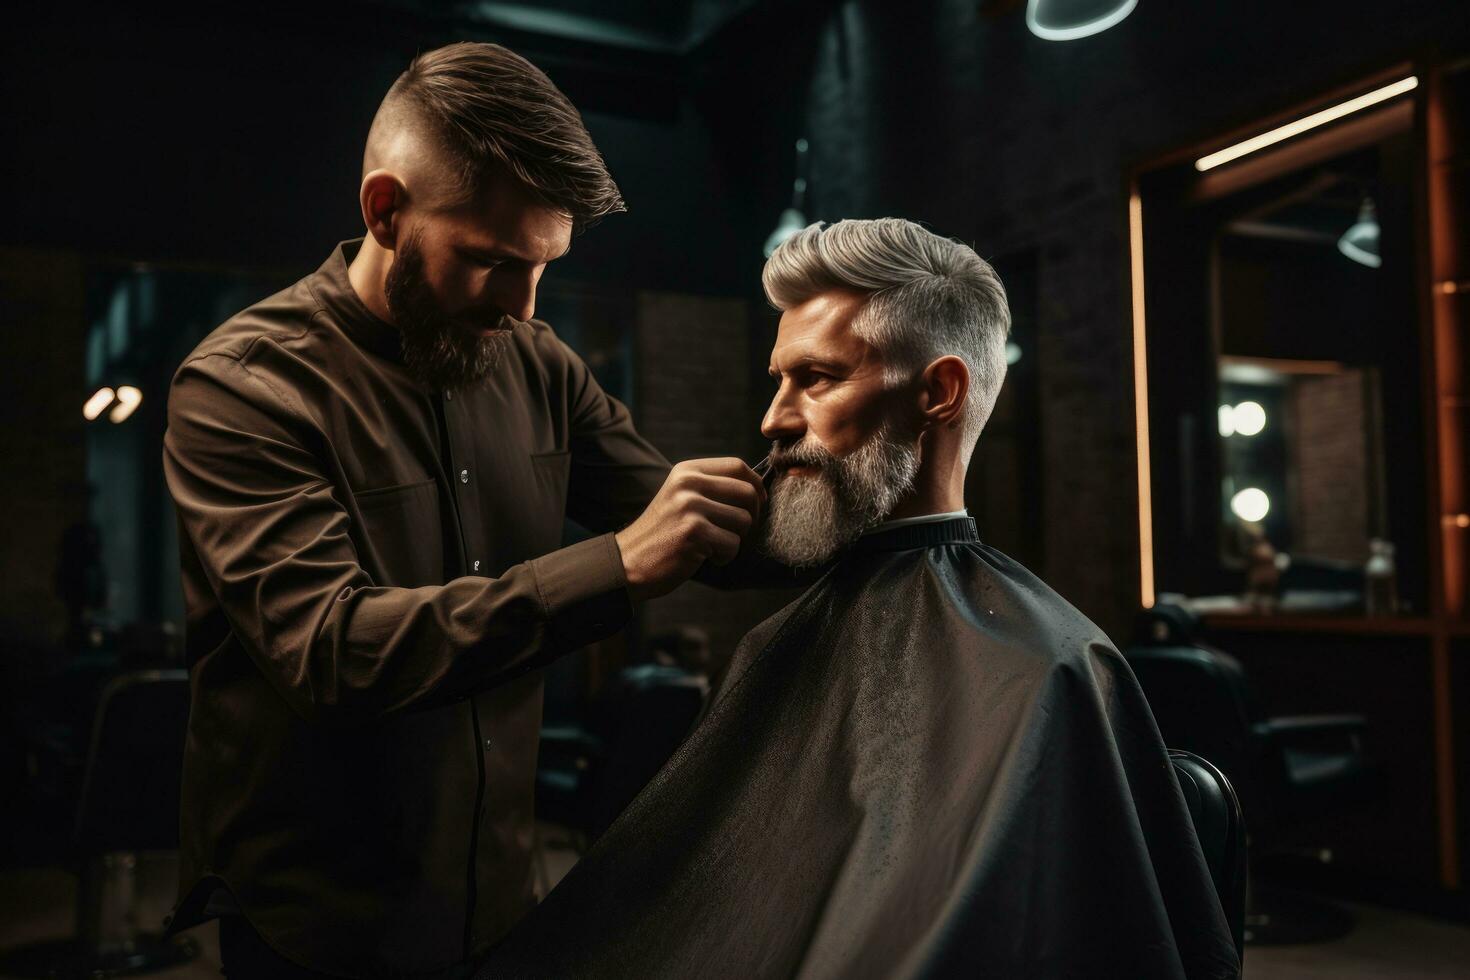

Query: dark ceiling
[[370, 0, 766, 54]]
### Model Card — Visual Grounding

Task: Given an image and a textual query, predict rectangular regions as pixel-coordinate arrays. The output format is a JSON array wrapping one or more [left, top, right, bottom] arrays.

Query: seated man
[[480, 219, 1240, 979]]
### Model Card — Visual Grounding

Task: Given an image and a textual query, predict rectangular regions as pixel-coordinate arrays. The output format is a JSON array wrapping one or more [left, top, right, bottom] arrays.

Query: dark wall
[[0, 2, 745, 295]]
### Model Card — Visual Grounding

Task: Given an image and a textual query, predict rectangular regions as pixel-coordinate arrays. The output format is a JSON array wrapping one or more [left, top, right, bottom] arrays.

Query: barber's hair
[[387, 42, 625, 228], [762, 219, 1010, 463]]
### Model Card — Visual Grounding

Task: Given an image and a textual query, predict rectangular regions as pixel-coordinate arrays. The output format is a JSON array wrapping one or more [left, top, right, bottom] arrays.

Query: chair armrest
[[540, 726, 598, 743], [1253, 714, 1366, 753], [539, 726, 604, 755]]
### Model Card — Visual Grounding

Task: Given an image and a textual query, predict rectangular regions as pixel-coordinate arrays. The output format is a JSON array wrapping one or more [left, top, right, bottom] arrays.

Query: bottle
[[1245, 531, 1280, 613], [1365, 539, 1398, 617]]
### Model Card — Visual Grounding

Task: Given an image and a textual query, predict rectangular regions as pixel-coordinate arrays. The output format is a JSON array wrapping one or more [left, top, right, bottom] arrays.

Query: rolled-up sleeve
[[163, 352, 630, 724]]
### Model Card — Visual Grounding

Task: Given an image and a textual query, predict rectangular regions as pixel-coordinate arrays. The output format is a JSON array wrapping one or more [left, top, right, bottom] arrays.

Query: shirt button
[[445, 390, 453, 401], [472, 560, 481, 572], [459, 469, 469, 484], [483, 738, 493, 750]]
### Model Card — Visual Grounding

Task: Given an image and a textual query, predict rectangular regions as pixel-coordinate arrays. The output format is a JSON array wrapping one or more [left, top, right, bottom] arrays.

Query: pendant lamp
[[1337, 198, 1381, 269], [764, 139, 811, 258], [1026, 0, 1138, 41]]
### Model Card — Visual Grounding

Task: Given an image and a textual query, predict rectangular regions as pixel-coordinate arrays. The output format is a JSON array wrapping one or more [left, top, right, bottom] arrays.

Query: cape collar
[[846, 516, 980, 555]]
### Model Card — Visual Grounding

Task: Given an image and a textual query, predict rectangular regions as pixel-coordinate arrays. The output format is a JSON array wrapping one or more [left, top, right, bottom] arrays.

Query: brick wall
[[1291, 371, 1374, 564]]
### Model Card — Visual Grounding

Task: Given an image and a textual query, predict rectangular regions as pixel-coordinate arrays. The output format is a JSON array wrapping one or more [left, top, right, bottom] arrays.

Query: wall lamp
[[83, 385, 143, 423]]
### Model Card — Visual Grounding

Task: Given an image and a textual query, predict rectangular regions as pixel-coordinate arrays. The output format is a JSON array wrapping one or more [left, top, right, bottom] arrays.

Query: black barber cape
[[479, 518, 1241, 979]]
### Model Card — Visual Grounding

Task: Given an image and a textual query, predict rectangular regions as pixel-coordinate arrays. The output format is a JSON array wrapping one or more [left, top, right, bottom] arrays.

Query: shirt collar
[[307, 239, 404, 362]]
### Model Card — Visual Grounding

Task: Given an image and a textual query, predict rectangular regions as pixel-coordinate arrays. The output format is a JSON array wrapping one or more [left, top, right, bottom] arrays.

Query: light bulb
[[83, 387, 116, 421], [1232, 401, 1266, 437], [110, 385, 143, 423], [1231, 488, 1271, 523]]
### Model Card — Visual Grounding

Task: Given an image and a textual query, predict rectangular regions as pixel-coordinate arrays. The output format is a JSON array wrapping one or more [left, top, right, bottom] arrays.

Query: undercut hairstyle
[[382, 42, 625, 228], [762, 219, 1010, 464]]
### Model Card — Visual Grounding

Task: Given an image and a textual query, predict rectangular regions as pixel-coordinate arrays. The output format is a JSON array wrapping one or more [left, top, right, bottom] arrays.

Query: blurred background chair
[[534, 663, 708, 890], [1170, 749, 1248, 962], [0, 669, 196, 978], [1128, 604, 1369, 944]]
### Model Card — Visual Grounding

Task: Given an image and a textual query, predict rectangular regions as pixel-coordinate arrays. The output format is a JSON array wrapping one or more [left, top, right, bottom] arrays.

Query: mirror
[[1139, 103, 1427, 619], [1206, 140, 1420, 615]]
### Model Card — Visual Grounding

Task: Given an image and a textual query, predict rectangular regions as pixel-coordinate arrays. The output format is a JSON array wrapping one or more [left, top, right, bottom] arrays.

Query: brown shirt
[[162, 241, 670, 977]]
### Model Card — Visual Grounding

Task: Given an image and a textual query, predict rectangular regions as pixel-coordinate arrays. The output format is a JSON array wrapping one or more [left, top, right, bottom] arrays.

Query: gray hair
[[762, 218, 1010, 463]]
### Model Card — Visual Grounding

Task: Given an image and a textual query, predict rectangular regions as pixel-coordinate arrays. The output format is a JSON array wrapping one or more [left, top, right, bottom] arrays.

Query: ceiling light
[[83, 387, 115, 421], [1027, 0, 1137, 41], [1195, 76, 1418, 172], [1338, 198, 1382, 269], [110, 385, 142, 423], [1231, 488, 1271, 523]]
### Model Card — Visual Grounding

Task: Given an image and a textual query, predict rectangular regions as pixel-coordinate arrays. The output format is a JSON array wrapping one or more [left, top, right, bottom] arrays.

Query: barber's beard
[[760, 421, 921, 568], [384, 233, 512, 392]]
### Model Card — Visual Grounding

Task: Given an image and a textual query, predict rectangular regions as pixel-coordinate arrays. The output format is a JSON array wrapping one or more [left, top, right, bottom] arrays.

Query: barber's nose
[[761, 383, 806, 442], [490, 268, 541, 323]]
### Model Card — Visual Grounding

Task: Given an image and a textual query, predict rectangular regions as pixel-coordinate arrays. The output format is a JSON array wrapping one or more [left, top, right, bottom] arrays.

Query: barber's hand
[[615, 458, 767, 602]]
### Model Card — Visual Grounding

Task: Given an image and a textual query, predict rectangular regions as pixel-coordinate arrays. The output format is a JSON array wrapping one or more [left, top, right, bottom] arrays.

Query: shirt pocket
[[350, 478, 444, 588], [524, 450, 573, 552]]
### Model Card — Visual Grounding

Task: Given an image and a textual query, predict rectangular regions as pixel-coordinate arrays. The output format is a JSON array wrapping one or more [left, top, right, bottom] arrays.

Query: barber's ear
[[916, 356, 970, 431], [359, 170, 407, 249]]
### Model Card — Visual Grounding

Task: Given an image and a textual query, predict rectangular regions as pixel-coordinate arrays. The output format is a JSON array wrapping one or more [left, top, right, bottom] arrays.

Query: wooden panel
[[1453, 641, 1470, 891], [1427, 58, 1470, 887]]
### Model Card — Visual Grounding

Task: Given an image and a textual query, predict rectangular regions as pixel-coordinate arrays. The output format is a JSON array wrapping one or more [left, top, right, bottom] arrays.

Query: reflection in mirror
[[1217, 357, 1388, 614], [1200, 139, 1421, 617]]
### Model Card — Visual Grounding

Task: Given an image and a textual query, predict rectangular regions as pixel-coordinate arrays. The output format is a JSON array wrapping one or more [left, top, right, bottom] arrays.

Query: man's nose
[[489, 267, 541, 323], [761, 383, 806, 442]]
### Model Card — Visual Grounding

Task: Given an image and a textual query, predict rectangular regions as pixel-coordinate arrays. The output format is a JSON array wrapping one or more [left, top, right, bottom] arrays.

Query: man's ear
[[916, 356, 970, 431], [359, 170, 407, 249]]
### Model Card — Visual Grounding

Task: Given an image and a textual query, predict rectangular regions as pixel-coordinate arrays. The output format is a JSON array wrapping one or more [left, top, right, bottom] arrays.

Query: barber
[[162, 42, 764, 979]]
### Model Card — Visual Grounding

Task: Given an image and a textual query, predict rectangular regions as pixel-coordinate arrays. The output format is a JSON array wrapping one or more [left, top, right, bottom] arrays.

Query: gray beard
[[759, 422, 921, 568]]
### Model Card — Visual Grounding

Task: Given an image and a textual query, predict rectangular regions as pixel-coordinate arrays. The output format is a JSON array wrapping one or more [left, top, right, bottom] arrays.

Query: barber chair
[[534, 665, 708, 886], [1169, 750, 1247, 962], [0, 669, 197, 978], [1127, 605, 1366, 944]]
